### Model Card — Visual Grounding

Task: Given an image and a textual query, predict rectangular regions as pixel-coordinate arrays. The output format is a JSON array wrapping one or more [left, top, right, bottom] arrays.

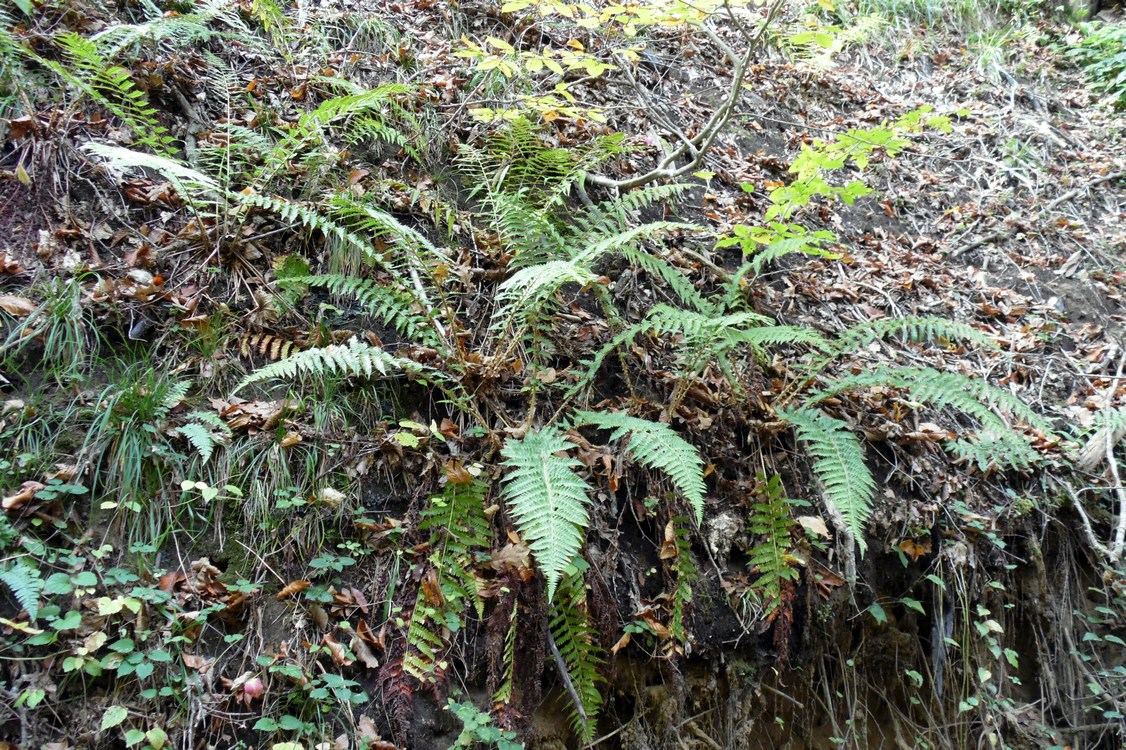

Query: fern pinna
[[403, 480, 491, 681]]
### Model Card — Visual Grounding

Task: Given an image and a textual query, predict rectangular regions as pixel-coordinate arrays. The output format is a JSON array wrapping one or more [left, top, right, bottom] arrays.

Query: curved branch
[[584, 0, 786, 191]]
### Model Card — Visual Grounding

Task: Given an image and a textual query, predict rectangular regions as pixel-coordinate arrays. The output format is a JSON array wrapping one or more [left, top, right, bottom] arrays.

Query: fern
[[664, 517, 697, 650], [549, 561, 604, 742], [779, 406, 875, 553], [177, 411, 231, 465], [405, 481, 491, 681], [500, 427, 591, 600], [571, 410, 707, 523], [807, 367, 1048, 469], [283, 274, 439, 346], [43, 33, 172, 153], [747, 474, 799, 615], [831, 315, 999, 357], [234, 337, 415, 393], [0, 562, 43, 621], [82, 143, 223, 206]]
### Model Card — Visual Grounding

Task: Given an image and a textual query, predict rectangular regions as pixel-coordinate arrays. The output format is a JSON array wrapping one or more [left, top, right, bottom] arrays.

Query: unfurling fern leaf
[[234, 337, 413, 393], [0, 563, 43, 621], [747, 474, 799, 615], [779, 407, 875, 554], [500, 427, 591, 600], [571, 410, 707, 523], [549, 561, 604, 743]]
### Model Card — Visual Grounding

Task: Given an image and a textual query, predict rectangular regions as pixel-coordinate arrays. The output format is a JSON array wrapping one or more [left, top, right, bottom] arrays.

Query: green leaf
[[900, 597, 926, 615], [868, 602, 887, 624], [779, 407, 875, 553], [101, 705, 128, 731]]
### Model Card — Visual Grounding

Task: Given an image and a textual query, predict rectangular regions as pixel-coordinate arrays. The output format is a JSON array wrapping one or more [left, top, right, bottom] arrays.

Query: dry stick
[[584, 0, 786, 191], [948, 170, 1126, 258], [547, 628, 588, 725]]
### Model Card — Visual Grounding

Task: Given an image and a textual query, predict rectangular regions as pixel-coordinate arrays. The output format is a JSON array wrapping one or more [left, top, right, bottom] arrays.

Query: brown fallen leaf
[[276, 580, 311, 600], [0, 294, 37, 316], [350, 632, 380, 669], [2, 481, 45, 511]]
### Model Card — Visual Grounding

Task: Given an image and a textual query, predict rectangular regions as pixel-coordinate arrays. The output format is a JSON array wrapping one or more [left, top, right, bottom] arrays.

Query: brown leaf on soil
[[351, 633, 380, 669], [898, 538, 931, 562], [0, 252, 24, 274], [2, 481, 45, 511], [490, 542, 533, 580], [610, 631, 631, 655], [0, 295, 37, 316], [276, 580, 311, 600], [322, 633, 353, 666], [658, 521, 678, 560], [445, 460, 473, 485]]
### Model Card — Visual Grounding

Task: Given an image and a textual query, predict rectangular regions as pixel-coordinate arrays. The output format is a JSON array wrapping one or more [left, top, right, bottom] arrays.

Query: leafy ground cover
[[1, 0, 1125, 748]]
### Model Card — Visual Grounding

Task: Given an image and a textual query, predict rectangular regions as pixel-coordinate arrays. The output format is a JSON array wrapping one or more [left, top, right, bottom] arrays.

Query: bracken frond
[[500, 427, 591, 600]]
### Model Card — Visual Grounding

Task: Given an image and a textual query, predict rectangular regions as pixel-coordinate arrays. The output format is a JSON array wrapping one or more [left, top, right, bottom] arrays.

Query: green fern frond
[[619, 246, 709, 313], [808, 367, 1048, 468], [571, 183, 691, 241], [549, 561, 604, 742], [665, 517, 697, 648], [405, 481, 491, 681], [832, 316, 999, 356], [748, 234, 840, 275], [500, 427, 591, 600], [46, 33, 172, 152], [779, 407, 875, 553], [160, 381, 190, 412], [571, 410, 706, 523], [494, 261, 601, 327], [572, 221, 698, 265], [747, 473, 799, 614], [178, 422, 219, 465], [0, 563, 43, 622], [284, 274, 438, 346], [234, 337, 413, 393]]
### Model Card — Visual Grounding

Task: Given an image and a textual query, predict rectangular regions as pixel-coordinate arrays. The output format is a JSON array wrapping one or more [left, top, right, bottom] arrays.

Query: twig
[[948, 170, 1126, 257], [585, 0, 786, 190], [547, 628, 588, 725], [1045, 170, 1126, 212]]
